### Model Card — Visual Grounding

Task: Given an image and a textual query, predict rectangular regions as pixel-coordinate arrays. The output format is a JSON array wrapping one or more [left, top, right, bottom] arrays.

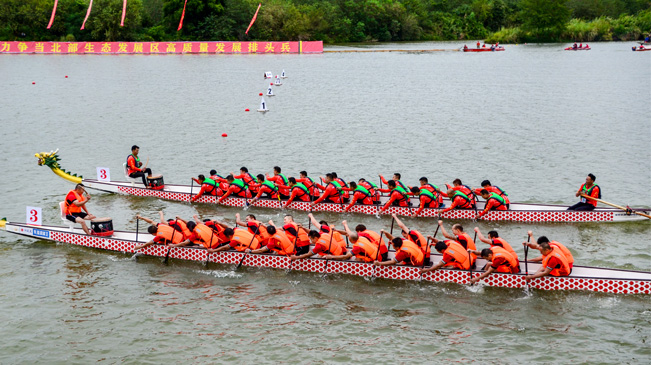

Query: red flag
[[245, 3, 262, 35], [120, 0, 127, 27], [177, 0, 189, 31], [46, 0, 59, 29], [80, 0, 94, 30]]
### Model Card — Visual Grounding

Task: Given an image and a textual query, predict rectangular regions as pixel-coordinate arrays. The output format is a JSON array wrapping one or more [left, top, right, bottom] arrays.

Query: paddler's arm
[[217, 187, 233, 202], [341, 220, 352, 237], [412, 197, 425, 217], [438, 220, 455, 240], [392, 214, 409, 233], [247, 246, 270, 254], [420, 259, 446, 273], [168, 239, 193, 248], [324, 252, 352, 261], [380, 229, 395, 241], [474, 227, 491, 244], [525, 267, 552, 281], [283, 190, 297, 207], [470, 264, 495, 284], [136, 215, 156, 225], [134, 240, 155, 250], [235, 213, 246, 227], [379, 193, 396, 213], [379, 175, 389, 185], [307, 213, 320, 229], [290, 251, 315, 260], [345, 194, 359, 211], [374, 258, 397, 266]]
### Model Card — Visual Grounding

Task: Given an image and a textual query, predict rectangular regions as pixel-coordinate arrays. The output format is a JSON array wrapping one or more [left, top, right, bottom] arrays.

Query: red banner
[[0, 41, 323, 54]]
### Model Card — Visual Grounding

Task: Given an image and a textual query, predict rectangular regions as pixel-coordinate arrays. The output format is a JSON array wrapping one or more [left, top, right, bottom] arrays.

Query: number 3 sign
[[97, 167, 111, 182], [26, 206, 42, 226]]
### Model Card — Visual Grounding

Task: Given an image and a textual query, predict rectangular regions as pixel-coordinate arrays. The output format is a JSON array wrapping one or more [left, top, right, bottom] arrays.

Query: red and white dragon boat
[[2, 222, 649, 294], [35, 151, 650, 223]]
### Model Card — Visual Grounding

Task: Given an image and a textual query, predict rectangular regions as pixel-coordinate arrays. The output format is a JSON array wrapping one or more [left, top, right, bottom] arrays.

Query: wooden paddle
[[372, 218, 394, 278], [322, 227, 336, 276], [468, 231, 477, 284], [236, 224, 261, 270], [163, 220, 178, 265], [524, 234, 530, 291], [189, 178, 194, 202], [203, 227, 215, 267], [135, 216, 139, 244], [580, 194, 651, 219]]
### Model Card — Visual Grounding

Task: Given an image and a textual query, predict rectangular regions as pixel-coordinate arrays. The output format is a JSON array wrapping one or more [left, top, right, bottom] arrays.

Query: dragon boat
[[463, 46, 505, 52], [2, 221, 649, 294], [564, 46, 591, 51], [35, 150, 651, 223]]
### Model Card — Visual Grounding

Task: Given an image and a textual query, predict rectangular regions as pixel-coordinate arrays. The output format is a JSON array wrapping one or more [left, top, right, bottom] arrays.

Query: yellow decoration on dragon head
[[35, 149, 83, 184]]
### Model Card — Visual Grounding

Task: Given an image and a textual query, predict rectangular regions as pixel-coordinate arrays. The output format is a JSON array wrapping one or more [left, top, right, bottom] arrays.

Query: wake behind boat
[[35, 151, 650, 223], [3, 222, 649, 295]]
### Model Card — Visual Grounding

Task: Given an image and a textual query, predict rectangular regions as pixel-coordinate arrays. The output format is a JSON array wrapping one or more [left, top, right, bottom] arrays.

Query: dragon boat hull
[[3, 222, 650, 294], [463, 47, 505, 52], [77, 179, 649, 223]]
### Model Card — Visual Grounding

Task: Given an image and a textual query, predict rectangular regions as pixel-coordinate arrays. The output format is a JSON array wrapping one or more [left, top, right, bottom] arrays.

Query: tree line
[[1, 0, 649, 43]]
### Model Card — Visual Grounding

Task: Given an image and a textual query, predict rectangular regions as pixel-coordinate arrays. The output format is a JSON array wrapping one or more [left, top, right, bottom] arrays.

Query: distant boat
[[257, 97, 269, 112], [266, 84, 274, 97], [274, 76, 282, 86], [264, 71, 273, 79], [632, 46, 650, 52], [280, 69, 287, 79], [463, 46, 505, 52], [564, 46, 591, 51]]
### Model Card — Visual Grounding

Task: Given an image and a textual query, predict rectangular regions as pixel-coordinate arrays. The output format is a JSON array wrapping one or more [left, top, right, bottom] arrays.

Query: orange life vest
[[542, 246, 571, 277], [491, 237, 518, 262], [396, 239, 424, 266], [353, 237, 380, 262], [191, 224, 221, 249], [248, 220, 270, 244], [408, 230, 429, 258], [231, 228, 260, 252], [168, 220, 192, 240], [269, 231, 295, 256], [156, 225, 184, 244], [284, 222, 310, 247], [64, 190, 84, 214], [442, 240, 470, 270], [316, 233, 347, 256], [456, 232, 477, 262], [550, 241, 574, 267], [359, 230, 387, 252], [490, 246, 519, 273]]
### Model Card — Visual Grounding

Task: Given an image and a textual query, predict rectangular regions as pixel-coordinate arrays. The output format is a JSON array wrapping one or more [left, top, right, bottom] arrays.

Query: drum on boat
[[90, 217, 114, 236], [147, 175, 165, 190]]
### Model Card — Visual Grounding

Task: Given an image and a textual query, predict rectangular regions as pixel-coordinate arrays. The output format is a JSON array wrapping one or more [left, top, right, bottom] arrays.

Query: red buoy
[[221, 133, 228, 137], [270, 83, 273, 85], [245, 108, 250, 112], [259, 93, 263, 96], [65, 75, 68, 78], [32, 82, 35, 84]]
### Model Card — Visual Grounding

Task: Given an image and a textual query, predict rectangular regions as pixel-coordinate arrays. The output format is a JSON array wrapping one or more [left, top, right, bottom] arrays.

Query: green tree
[[87, 0, 143, 41], [521, 0, 571, 39]]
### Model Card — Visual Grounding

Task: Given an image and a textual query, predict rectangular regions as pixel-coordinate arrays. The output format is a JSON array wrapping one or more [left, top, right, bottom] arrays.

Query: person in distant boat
[[473, 228, 518, 262], [522, 232, 573, 280], [573, 42, 578, 49], [475, 180, 510, 208], [216, 175, 252, 203], [250, 174, 280, 201], [379, 173, 408, 191], [476, 41, 480, 48], [344, 181, 376, 211], [476, 189, 508, 218], [64, 183, 96, 235], [567, 173, 600, 211], [191, 174, 222, 202], [265, 166, 290, 199], [282, 177, 312, 207], [374, 230, 424, 267], [232, 167, 258, 193], [378, 180, 412, 213], [468, 246, 520, 284], [463, 45, 468, 50], [126, 145, 152, 186], [310, 173, 343, 206], [392, 214, 431, 266]]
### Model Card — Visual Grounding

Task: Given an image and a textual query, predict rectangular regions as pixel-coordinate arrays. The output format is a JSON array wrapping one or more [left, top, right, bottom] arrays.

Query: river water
[[0, 41, 650, 363]]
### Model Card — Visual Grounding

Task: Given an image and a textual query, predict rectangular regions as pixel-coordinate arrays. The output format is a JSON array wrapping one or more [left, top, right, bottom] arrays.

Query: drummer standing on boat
[[64, 183, 96, 235], [126, 145, 152, 186], [567, 173, 600, 211]]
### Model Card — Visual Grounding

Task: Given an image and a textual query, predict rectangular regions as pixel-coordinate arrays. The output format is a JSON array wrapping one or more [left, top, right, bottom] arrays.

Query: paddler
[[341, 221, 389, 261], [357, 178, 381, 202], [167, 217, 223, 249], [437, 221, 477, 265], [208, 227, 261, 253], [392, 214, 431, 265], [323, 221, 382, 263], [476, 189, 508, 218], [468, 246, 520, 284], [235, 213, 271, 246], [282, 177, 312, 207], [420, 239, 471, 273], [523, 232, 574, 278], [134, 214, 185, 250], [191, 174, 222, 202], [374, 229, 424, 267], [297, 171, 320, 198], [265, 166, 290, 199], [378, 180, 412, 213], [410, 186, 441, 217], [306, 213, 347, 248], [246, 225, 294, 256], [474, 180, 509, 208], [216, 175, 252, 203], [444, 179, 477, 203], [136, 211, 192, 240], [379, 173, 408, 191], [439, 189, 475, 213], [268, 215, 310, 255], [290, 229, 348, 261], [330, 172, 350, 202], [567, 173, 600, 211], [250, 174, 280, 201], [473, 228, 518, 262], [64, 183, 96, 235], [232, 167, 258, 194], [310, 173, 343, 206], [126, 145, 153, 186], [344, 181, 375, 211]]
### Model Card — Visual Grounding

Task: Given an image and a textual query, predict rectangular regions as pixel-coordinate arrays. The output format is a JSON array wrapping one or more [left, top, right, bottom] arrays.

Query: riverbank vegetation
[[1, 0, 649, 43]]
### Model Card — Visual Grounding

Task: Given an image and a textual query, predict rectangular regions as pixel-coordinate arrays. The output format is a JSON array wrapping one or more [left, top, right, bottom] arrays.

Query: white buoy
[[280, 69, 287, 79], [257, 97, 269, 112], [275, 75, 282, 86], [266, 84, 274, 97], [264, 71, 273, 79]]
